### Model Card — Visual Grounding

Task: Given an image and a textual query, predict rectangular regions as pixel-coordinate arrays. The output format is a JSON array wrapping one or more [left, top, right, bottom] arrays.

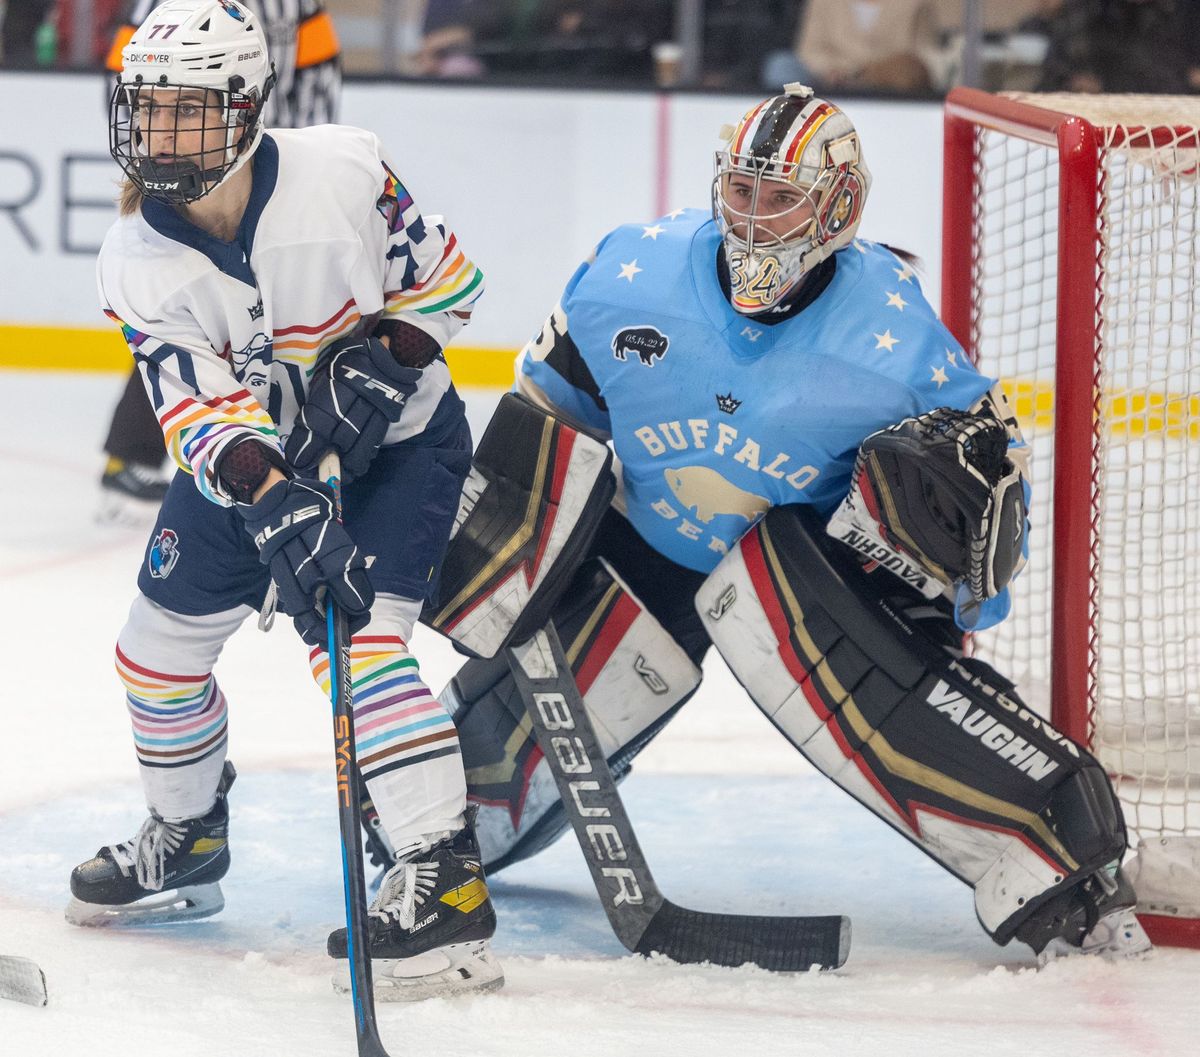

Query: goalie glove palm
[[836, 408, 1027, 602]]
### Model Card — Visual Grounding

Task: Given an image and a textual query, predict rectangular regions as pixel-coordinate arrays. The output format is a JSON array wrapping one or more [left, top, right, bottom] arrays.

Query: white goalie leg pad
[[448, 558, 702, 868], [1125, 835, 1200, 919], [696, 510, 1125, 942]]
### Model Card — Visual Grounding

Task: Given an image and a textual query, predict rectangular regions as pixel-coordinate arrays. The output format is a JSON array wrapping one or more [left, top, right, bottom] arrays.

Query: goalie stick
[[0, 955, 47, 1007], [506, 624, 850, 971], [320, 452, 390, 1057]]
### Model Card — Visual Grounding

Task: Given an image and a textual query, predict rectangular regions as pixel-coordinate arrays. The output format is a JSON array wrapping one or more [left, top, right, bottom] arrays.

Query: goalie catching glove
[[827, 407, 1028, 605]]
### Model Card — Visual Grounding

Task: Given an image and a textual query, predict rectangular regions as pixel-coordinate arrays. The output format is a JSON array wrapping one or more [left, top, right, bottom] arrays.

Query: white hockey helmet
[[109, 0, 276, 204], [712, 84, 871, 315]]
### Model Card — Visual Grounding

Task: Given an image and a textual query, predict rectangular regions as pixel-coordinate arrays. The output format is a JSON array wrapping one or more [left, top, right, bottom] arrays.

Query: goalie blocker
[[696, 504, 1136, 954], [424, 391, 616, 658]]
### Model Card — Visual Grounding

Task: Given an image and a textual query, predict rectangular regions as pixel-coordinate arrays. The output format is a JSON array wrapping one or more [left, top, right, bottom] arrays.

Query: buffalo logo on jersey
[[612, 326, 669, 366], [663, 466, 769, 526], [148, 528, 181, 579], [716, 393, 742, 414]]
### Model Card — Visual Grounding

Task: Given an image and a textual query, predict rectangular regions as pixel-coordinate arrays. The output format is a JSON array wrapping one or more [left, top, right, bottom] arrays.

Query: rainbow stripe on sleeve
[[158, 389, 280, 503], [384, 231, 485, 318], [103, 307, 150, 348], [376, 161, 415, 236]]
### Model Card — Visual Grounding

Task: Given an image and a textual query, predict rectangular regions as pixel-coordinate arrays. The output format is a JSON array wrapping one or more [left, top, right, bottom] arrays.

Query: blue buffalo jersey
[[517, 209, 1012, 629]]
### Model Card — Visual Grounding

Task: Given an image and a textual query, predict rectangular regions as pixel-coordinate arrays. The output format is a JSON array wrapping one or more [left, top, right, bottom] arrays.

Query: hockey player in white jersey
[[97, 0, 343, 520], [65, 0, 501, 1001], [438, 85, 1152, 964]]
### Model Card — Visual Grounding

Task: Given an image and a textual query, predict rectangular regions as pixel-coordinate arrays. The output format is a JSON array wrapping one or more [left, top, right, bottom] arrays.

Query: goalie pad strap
[[444, 557, 702, 871], [696, 505, 1125, 943], [425, 392, 615, 657]]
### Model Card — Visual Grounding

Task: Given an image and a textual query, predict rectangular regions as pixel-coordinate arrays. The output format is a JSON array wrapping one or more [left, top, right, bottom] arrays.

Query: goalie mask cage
[[943, 88, 1200, 948]]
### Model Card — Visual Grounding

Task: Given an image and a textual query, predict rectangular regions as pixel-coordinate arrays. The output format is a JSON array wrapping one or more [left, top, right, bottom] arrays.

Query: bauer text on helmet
[[109, 0, 276, 204], [712, 84, 871, 315]]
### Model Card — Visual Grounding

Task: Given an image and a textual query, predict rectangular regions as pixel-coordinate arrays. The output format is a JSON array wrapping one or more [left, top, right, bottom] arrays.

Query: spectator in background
[[54, 0, 125, 65], [412, 0, 487, 77], [1, 0, 55, 65], [701, 0, 801, 89], [414, 0, 671, 81], [764, 0, 940, 94], [1038, 0, 1200, 94]]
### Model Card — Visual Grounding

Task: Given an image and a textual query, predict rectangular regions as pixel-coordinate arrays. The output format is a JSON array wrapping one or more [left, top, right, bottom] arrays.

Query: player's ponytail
[[119, 177, 143, 218]]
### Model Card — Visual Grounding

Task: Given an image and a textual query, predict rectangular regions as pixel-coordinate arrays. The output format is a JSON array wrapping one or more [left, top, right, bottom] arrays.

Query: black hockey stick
[[506, 624, 850, 971], [320, 452, 390, 1057]]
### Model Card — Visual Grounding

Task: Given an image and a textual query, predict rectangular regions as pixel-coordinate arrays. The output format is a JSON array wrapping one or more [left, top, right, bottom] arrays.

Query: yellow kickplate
[[189, 837, 227, 855], [440, 878, 489, 914]]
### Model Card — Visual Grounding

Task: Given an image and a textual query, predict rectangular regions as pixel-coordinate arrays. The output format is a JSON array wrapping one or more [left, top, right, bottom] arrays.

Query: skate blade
[[65, 883, 224, 927], [1037, 909, 1154, 966], [0, 956, 47, 1007], [333, 940, 504, 1002]]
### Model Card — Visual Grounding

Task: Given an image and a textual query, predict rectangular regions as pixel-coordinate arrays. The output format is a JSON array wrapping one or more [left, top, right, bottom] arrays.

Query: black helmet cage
[[109, 65, 275, 205]]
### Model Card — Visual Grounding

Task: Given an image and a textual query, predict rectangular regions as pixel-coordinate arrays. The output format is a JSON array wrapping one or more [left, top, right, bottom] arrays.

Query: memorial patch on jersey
[[611, 325, 669, 366], [148, 528, 180, 579]]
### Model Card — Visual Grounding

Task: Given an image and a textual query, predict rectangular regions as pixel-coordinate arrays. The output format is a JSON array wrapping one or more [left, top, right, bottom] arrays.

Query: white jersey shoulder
[[265, 124, 385, 236]]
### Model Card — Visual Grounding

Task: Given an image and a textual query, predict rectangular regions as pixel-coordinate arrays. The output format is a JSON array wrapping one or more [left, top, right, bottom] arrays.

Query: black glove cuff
[[216, 439, 289, 505]]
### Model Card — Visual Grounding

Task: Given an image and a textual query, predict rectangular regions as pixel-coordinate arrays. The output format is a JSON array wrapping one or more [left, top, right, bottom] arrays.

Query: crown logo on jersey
[[716, 392, 742, 415], [247, 300, 263, 321]]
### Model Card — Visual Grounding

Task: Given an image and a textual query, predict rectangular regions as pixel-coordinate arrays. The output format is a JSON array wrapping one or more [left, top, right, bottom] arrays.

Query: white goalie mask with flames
[[712, 84, 871, 315]]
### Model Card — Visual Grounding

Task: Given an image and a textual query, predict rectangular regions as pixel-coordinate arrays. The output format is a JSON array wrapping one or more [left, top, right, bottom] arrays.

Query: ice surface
[[0, 373, 1196, 1057]]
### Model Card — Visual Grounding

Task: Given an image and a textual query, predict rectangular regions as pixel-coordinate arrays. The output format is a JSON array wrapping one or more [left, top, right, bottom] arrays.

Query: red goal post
[[942, 88, 1200, 948]]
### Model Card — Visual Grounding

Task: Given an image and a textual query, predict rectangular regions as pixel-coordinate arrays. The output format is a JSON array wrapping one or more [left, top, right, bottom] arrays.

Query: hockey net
[[943, 89, 1200, 947]]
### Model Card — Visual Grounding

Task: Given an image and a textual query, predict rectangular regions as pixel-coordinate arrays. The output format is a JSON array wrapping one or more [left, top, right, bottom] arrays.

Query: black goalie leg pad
[[442, 557, 701, 872], [696, 505, 1127, 949]]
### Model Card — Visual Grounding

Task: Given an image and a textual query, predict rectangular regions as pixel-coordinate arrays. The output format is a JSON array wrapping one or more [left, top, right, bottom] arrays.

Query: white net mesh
[[964, 94, 1200, 855]]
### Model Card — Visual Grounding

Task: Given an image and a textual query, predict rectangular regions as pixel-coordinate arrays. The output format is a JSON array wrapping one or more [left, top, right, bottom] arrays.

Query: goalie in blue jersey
[[436, 84, 1153, 964]]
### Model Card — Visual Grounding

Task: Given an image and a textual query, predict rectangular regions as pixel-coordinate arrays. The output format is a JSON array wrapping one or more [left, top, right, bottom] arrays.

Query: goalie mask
[[109, 0, 275, 204], [713, 84, 871, 315]]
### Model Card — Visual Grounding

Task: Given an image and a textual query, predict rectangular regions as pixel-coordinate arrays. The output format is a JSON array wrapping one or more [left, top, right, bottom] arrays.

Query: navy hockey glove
[[239, 478, 374, 646], [285, 334, 423, 482]]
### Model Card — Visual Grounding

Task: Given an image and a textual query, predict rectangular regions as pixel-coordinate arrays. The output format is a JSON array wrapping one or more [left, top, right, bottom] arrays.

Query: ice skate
[[328, 809, 503, 1001], [96, 457, 170, 525], [1025, 863, 1154, 965], [66, 762, 235, 927]]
